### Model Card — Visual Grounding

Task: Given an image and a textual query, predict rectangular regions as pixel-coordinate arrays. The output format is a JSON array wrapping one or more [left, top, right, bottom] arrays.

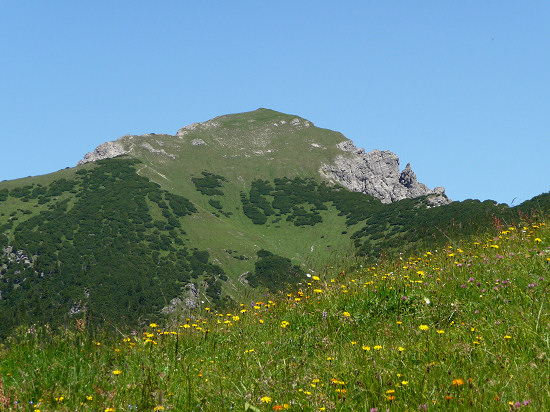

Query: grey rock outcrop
[[322, 141, 450, 205], [176, 120, 220, 138], [191, 138, 206, 146], [77, 141, 127, 165]]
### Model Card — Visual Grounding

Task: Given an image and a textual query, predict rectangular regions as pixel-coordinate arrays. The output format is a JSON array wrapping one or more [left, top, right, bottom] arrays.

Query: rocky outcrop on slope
[[322, 141, 450, 206], [77, 141, 127, 165]]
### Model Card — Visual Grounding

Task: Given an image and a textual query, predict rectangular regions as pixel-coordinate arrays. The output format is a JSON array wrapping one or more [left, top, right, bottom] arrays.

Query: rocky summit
[[78, 108, 450, 206]]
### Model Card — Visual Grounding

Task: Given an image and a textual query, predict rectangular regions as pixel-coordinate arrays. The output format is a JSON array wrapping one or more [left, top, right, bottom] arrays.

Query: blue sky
[[1, 1, 549, 205]]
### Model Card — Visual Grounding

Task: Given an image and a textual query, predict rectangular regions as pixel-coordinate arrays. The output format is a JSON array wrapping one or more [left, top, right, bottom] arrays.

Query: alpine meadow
[[0, 109, 549, 411]]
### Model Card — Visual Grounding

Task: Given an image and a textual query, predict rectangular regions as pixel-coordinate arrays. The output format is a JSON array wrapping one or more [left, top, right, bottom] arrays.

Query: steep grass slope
[[1, 218, 548, 411]]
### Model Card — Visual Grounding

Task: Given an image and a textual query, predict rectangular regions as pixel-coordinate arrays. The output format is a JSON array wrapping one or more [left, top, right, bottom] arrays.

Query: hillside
[[1, 108, 549, 338], [1, 216, 548, 411]]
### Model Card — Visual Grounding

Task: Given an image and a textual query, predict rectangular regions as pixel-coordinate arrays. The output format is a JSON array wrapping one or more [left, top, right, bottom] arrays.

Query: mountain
[[1, 108, 548, 337], [77, 108, 449, 205]]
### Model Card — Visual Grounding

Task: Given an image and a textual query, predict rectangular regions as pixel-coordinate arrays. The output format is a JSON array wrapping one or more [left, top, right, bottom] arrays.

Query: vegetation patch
[[246, 249, 304, 291], [191, 171, 227, 196], [0, 159, 227, 338]]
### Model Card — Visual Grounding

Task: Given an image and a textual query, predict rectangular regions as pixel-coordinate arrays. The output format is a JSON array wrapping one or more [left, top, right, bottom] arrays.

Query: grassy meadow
[[1, 219, 549, 411]]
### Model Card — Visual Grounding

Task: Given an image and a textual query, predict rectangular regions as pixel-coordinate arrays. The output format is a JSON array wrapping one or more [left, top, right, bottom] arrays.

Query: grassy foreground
[[1, 220, 549, 411]]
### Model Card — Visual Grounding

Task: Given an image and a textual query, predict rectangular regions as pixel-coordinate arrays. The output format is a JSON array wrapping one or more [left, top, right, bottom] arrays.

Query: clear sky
[[1, 1, 549, 205]]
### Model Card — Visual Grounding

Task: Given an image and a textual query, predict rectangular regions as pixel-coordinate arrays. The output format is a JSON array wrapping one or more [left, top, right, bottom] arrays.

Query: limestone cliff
[[322, 141, 450, 206], [77, 141, 127, 165]]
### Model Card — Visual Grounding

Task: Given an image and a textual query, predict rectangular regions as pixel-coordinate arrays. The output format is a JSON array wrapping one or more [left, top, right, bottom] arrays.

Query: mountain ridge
[[77, 108, 450, 206]]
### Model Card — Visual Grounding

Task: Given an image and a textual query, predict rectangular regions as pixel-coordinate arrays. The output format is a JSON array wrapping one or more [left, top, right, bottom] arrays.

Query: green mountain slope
[[1, 108, 549, 338]]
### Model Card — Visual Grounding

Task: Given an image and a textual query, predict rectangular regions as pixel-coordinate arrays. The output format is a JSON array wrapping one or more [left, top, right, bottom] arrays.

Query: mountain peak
[[76, 109, 449, 205]]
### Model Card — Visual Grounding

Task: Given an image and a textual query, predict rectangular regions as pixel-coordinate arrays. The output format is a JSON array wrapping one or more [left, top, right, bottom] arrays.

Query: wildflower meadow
[[1, 221, 548, 411]]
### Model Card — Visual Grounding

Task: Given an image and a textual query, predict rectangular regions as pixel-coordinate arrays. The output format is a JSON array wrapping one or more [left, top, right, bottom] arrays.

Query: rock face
[[77, 141, 127, 166], [323, 141, 450, 206]]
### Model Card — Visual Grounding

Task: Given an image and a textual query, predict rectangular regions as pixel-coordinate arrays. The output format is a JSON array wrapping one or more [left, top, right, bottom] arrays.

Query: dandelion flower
[[362, 345, 371, 351], [437, 330, 445, 334], [398, 347, 405, 352], [374, 345, 382, 350], [112, 370, 122, 375], [261, 396, 272, 403], [452, 378, 464, 386], [343, 311, 351, 317], [419, 324, 429, 331], [149, 323, 158, 328]]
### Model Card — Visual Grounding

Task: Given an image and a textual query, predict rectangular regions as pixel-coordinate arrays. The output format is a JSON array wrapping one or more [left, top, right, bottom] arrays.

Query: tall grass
[[1, 221, 549, 411]]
